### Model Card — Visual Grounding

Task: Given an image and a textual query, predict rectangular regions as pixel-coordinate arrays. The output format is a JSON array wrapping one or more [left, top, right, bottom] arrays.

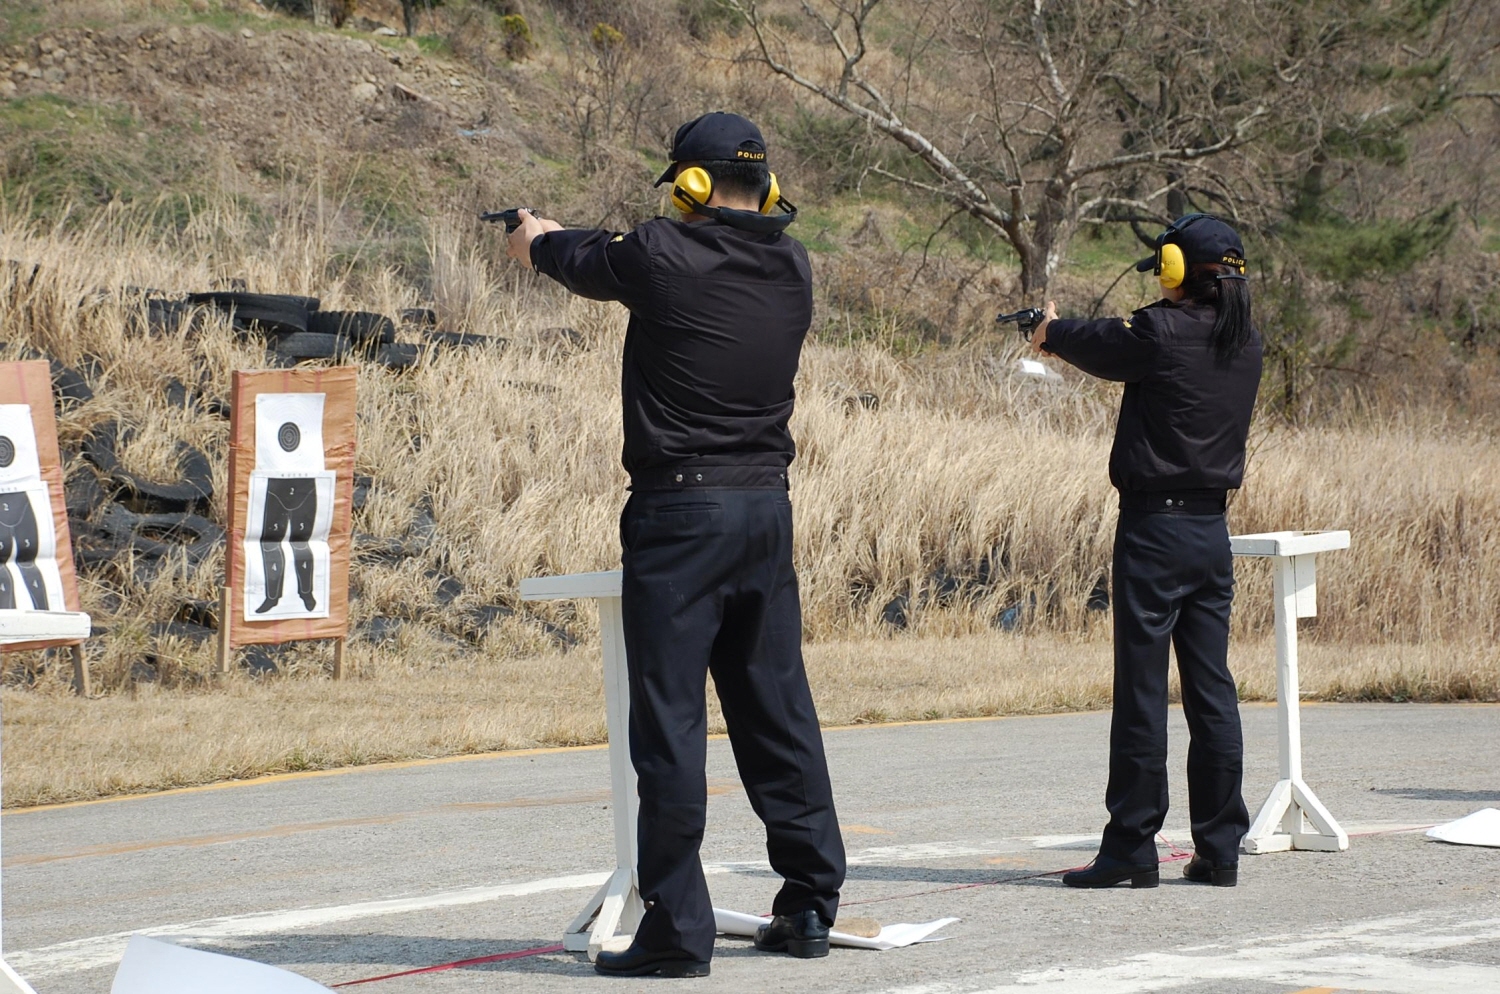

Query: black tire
[[163, 377, 192, 410], [355, 616, 404, 645], [82, 421, 123, 475], [352, 474, 373, 510], [118, 443, 213, 513], [176, 598, 221, 630], [427, 570, 464, 604], [273, 331, 351, 361], [85, 423, 214, 513], [51, 362, 93, 408], [98, 503, 222, 565], [186, 292, 319, 337], [142, 298, 191, 336], [375, 343, 421, 370], [400, 307, 438, 327], [310, 310, 397, 345], [64, 468, 111, 519], [424, 330, 505, 349], [148, 621, 216, 644]]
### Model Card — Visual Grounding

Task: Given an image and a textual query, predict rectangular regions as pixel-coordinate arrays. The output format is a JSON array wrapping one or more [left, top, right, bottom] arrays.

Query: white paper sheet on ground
[[713, 908, 958, 951], [1426, 808, 1500, 848], [112, 936, 333, 994], [0, 958, 39, 994], [1016, 359, 1054, 378]]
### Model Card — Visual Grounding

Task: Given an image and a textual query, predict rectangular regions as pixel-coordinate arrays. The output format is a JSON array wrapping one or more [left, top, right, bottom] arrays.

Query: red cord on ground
[[330, 943, 565, 987]]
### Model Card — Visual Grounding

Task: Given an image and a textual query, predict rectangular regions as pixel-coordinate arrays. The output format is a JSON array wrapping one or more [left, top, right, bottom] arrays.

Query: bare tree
[[721, 0, 1310, 293]]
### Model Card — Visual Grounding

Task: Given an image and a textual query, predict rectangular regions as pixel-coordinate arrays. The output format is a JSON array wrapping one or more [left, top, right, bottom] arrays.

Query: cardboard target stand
[[219, 369, 356, 676], [0, 361, 89, 687]]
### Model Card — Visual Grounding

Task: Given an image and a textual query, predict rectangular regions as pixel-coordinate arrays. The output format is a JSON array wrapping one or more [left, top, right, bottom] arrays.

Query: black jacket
[[1042, 300, 1263, 495], [531, 217, 813, 487]]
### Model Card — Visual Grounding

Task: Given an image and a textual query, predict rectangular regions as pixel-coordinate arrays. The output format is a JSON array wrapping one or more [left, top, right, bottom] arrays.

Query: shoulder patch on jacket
[[611, 235, 624, 243]]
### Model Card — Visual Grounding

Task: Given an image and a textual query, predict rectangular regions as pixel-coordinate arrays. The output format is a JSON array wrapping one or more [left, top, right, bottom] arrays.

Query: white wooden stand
[[0, 609, 91, 994], [518, 570, 642, 959], [1229, 531, 1350, 855]]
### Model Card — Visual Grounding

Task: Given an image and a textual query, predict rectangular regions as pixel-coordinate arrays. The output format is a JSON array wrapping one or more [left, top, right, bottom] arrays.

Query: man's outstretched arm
[[506, 209, 651, 309]]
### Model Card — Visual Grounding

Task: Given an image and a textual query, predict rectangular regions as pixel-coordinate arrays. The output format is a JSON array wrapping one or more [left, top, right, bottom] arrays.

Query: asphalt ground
[[6, 702, 1500, 994]]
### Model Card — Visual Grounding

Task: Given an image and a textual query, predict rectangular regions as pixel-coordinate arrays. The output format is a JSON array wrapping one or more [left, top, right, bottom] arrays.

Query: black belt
[[1119, 489, 1227, 514], [630, 464, 790, 491]]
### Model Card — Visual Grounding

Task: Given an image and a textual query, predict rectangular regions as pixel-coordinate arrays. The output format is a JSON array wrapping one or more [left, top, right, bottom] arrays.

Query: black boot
[[254, 597, 279, 614], [594, 944, 710, 978], [754, 909, 831, 958], [1061, 854, 1159, 889], [1182, 855, 1238, 887]]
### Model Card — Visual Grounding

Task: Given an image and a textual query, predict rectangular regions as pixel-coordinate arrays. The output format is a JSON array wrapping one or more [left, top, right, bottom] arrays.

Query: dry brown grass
[[2, 190, 1499, 805], [6, 633, 1496, 808]]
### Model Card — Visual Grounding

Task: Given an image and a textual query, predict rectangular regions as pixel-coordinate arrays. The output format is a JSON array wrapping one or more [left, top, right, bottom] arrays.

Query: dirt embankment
[[1, 18, 534, 188]]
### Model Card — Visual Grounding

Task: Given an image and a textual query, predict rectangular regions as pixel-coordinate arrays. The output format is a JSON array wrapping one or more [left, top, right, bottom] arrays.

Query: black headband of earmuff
[[672, 187, 798, 235]]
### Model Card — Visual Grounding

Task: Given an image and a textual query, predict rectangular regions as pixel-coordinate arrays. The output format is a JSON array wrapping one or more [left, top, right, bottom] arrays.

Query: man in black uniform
[[1030, 215, 1262, 889], [506, 112, 845, 977]]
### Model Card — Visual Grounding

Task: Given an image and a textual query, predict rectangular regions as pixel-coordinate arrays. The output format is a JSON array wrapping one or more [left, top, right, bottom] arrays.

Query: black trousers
[[620, 488, 845, 961], [1102, 508, 1249, 865]]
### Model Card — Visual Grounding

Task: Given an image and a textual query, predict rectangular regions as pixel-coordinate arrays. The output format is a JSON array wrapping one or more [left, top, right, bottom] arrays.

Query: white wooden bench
[[0, 608, 91, 994]]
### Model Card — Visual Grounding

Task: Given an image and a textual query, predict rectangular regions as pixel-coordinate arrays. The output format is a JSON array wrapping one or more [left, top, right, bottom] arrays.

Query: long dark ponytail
[[1180, 263, 1253, 363]]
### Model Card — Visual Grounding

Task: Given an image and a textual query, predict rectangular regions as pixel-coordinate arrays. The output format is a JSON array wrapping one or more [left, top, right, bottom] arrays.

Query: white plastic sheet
[[1426, 808, 1500, 848], [713, 908, 958, 951], [0, 958, 38, 994], [111, 936, 333, 994]]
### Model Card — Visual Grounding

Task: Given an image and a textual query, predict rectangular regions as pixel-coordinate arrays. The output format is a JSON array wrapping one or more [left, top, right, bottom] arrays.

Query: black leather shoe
[[1182, 855, 1238, 887], [1061, 854, 1159, 889], [594, 944, 710, 978], [754, 909, 831, 958]]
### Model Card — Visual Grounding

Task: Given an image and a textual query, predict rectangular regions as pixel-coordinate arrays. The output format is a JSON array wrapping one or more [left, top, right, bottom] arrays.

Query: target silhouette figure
[[253, 422, 319, 614]]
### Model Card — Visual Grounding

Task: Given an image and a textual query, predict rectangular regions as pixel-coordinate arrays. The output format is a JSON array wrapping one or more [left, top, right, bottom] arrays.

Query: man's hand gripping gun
[[480, 208, 543, 233], [995, 307, 1046, 343]]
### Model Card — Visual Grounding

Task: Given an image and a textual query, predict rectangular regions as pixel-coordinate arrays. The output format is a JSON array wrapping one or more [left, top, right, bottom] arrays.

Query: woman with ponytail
[[1030, 215, 1263, 891]]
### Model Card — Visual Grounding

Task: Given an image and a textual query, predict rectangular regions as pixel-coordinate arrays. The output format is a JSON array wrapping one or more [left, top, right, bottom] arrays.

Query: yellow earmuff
[[761, 172, 780, 214], [671, 165, 714, 215], [1158, 242, 1186, 290], [672, 166, 782, 216]]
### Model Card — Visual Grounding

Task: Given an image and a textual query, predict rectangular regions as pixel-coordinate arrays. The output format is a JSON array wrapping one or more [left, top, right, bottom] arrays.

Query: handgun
[[479, 207, 542, 234], [995, 307, 1046, 343]]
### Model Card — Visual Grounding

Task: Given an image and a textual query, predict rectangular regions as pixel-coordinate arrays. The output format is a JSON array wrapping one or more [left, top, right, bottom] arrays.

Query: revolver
[[480, 207, 543, 234], [995, 307, 1046, 343]]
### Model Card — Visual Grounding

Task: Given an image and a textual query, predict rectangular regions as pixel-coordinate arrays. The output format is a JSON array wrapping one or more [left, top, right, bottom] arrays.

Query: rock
[[37, 37, 56, 54], [240, 28, 255, 39], [165, 27, 182, 45], [0, 80, 15, 99], [375, 26, 398, 36], [42, 67, 66, 84], [351, 81, 378, 102]]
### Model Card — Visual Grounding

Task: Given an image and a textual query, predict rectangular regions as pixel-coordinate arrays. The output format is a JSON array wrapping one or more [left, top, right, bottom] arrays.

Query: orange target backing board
[[225, 368, 356, 648], [0, 360, 83, 652]]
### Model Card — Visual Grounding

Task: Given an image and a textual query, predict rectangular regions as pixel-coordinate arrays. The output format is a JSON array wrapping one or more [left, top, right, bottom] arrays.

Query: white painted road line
[[8, 837, 1044, 981], [874, 908, 1500, 994], [7, 873, 612, 980], [7, 825, 1459, 985]]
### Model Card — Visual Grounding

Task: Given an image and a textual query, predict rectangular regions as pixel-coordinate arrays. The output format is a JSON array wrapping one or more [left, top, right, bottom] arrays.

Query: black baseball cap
[[653, 112, 769, 187], [1134, 214, 1247, 273]]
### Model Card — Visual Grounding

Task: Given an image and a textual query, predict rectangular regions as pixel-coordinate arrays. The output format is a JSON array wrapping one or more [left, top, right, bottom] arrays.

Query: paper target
[[242, 393, 335, 622], [0, 405, 65, 611]]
